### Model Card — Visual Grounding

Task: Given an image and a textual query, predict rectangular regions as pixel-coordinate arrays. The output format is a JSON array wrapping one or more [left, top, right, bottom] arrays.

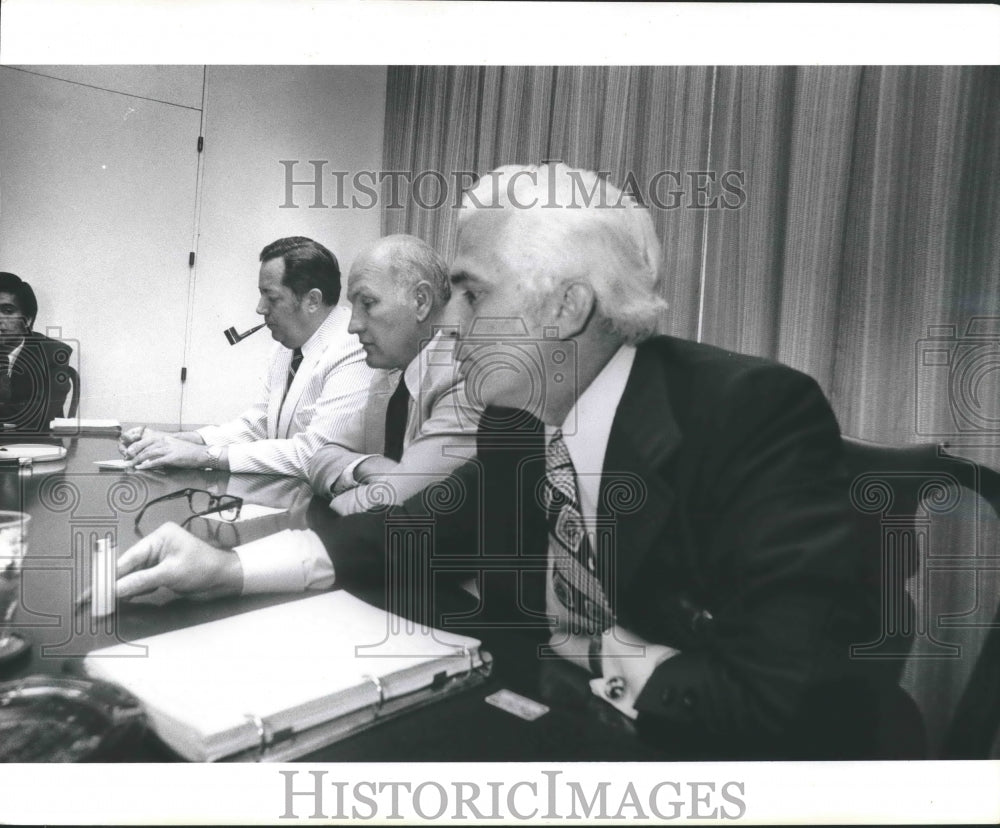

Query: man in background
[[104, 166, 876, 758], [121, 236, 384, 478], [0, 272, 73, 434], [310, 233, 480, 514]]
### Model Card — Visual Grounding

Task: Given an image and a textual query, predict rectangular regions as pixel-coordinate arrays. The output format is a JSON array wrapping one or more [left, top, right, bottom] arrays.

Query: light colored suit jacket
[[312, 333, 482, 514], [198, 306, 386, 478]]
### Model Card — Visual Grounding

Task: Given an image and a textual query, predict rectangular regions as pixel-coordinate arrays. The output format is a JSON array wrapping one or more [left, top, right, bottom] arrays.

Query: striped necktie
[[544, 429, 614, 638]]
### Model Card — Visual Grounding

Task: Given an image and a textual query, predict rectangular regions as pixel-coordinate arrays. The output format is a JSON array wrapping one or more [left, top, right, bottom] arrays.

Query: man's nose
[[347, 311, 363, 335], [255, 297, 268, 316]]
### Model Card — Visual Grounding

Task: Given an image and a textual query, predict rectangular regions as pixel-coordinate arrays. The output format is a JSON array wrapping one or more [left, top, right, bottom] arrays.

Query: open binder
[[83, 591, 491, 762]]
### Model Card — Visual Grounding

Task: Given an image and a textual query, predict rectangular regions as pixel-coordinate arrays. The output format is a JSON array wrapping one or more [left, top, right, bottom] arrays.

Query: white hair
[[457, 163, 668, 343]]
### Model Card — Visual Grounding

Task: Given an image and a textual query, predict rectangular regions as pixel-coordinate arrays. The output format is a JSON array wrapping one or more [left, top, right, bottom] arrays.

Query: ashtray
[[0, 675, 145, 761]]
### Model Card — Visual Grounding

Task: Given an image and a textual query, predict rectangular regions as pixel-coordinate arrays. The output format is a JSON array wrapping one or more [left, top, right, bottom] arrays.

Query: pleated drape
[[381, 64, 1000, 758], [381, 65, 1000, 455]]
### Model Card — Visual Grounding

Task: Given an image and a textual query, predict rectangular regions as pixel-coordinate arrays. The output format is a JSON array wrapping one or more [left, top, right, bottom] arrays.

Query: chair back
[[842, 436, 1000, 758], [63, 364, 80, 418]]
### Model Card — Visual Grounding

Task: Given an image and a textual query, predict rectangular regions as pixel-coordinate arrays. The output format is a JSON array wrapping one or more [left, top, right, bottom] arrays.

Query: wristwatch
[[205, 445, 224, 469]]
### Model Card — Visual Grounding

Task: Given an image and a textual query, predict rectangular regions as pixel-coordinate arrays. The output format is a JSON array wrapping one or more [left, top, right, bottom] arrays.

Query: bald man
[[310, 233, 480, 514]]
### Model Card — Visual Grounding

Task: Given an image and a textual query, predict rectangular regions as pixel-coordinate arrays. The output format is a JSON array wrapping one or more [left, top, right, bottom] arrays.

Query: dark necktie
[[277, 348, 303, 421], [544, 429, 614, 638], [286, 348, 304, 394], [0, 353, 11, 404], [383, 376, 410, 462]]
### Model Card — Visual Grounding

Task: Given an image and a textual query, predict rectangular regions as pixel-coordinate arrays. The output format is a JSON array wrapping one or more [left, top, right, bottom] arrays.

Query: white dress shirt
[[2, 339, 25, 375], [544, 344, 677, 719]]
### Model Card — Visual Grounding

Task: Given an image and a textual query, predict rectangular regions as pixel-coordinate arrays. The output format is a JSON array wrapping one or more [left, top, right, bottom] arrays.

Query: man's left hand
[[115, 522, 243, 600], [126, 435, 211, 470]]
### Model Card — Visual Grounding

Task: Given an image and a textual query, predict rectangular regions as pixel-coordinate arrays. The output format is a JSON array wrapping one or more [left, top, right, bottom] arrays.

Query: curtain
[[382, 66, 716, 339], [382, 67, 1000, 757], [381, 65, 1000, 456], [706, 66, 1000, 457]]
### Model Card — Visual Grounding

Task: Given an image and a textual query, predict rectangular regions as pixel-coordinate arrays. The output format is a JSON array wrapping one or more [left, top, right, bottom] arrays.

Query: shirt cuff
[[328, 483, 393, 516], [197, 425, 225, 446], [332, 454, 377, 494], [234, 529, 335, 594], [591, 625, 679, 720]]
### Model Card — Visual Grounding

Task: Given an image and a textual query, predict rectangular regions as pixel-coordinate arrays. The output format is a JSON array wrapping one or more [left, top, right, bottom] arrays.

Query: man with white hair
[[104, 164, 874, 758]]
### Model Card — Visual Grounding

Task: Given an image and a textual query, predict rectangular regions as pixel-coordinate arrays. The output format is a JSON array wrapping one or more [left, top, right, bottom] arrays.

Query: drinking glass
[[0, 511, 31, 661]]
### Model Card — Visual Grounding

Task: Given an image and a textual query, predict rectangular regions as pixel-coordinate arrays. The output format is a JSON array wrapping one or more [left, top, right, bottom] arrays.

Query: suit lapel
[[481, 348, 682, 626], [271, 308, 339, 439], [278, 346, 319, 438], [598, 344, 681, 610]]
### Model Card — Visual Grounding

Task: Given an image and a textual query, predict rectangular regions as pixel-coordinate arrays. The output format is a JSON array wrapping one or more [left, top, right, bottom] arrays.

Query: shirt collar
[[5, 338, 26, 366], [548, 343, 636, 477], [404, 330, 453, 393], [298, 305, 341, 360]]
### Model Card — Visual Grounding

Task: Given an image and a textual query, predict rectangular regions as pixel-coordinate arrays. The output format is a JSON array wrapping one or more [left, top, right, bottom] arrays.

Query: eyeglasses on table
[[133, 488, 243, 534]]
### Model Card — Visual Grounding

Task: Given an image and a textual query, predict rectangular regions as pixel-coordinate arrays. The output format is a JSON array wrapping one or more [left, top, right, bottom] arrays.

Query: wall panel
[[181, 65, 386, 426], [0, 66, 200, 422]]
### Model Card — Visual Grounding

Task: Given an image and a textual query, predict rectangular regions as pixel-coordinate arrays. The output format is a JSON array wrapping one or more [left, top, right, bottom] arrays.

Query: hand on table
[[124, 434, 210, 470], [80, 522, 244, 603], [118, 426, 169, 457]]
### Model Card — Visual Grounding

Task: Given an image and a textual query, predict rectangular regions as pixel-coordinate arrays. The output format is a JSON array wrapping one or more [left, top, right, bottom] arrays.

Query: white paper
[[200, 503, 287, 522], [51, 418, 122, 429], [93, 459, 133, 470]]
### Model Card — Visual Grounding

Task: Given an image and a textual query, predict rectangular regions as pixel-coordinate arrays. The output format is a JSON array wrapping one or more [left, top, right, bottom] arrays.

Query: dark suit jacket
[[311, 335, 877, 758], [0, 332, 73, 434]]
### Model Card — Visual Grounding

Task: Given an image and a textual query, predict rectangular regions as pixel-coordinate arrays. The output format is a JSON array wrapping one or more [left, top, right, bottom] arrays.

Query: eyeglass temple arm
[[134, 488, 198, 527]]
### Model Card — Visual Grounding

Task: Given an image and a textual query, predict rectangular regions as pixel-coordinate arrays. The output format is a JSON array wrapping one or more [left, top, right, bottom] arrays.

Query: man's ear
[[413, 281, 433, 323], [554, 281, 596, 338], [304, 288, 324, 312]]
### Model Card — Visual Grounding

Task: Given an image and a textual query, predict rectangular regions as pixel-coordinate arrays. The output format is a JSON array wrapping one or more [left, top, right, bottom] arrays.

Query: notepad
[[83, 591, 488, 761], [50, 418, 122, 434], [0, 444, 67, 462], [94, 459, 133, 470], [200, 503, 287, 521]]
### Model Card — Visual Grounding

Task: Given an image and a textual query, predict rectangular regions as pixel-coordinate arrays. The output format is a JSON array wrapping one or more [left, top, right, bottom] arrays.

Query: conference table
[[0, 431, 669, 762]]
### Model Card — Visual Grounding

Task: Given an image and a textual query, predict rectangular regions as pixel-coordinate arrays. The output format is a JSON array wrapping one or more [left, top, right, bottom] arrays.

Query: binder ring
[[244, 712, 273, 758], [457, 646, 475, 681], [364, 674, 385, 713]]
